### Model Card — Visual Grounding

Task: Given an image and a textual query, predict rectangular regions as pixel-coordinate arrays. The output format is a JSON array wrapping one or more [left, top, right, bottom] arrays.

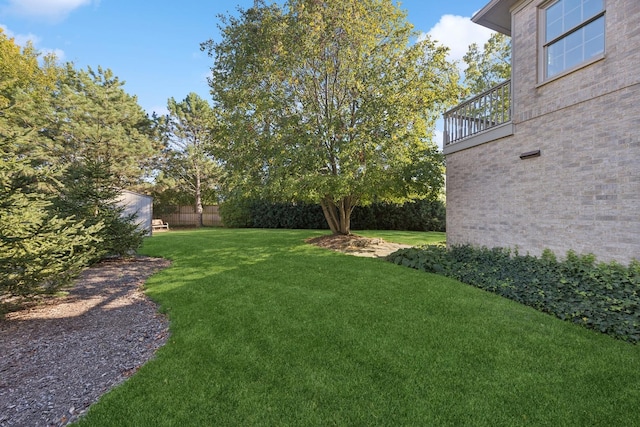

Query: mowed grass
[[75, 229, 640, 426]]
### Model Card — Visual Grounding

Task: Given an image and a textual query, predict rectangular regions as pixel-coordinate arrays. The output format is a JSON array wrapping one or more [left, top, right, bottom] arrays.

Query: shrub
[[0, 154, 101, 302], [250, 200, 327, 229], [219, 197, 254, 228], [219, 197, 445, 231], [352, 199, 445, 231], [0, 192, 101, 299], [97, 207, 147, 257], [387, 245, 640, 343]]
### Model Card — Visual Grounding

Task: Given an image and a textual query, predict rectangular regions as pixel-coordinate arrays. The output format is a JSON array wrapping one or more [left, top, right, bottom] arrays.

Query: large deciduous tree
[[462, 32, 511, 96], [159, 93, 221, 226], [203, 0, 459, 234]]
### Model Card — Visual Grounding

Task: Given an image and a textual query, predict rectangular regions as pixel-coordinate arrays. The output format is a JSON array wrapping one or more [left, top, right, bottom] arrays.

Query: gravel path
[[0, 257, 171, 427]]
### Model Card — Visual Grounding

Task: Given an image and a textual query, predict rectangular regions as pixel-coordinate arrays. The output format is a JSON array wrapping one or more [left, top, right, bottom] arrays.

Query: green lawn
[[76, 228, 640, 426]]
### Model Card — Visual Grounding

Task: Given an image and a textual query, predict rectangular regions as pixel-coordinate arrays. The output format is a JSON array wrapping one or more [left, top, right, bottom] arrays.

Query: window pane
[[547, 41, 565, 77], [564, 5, 582, 30], [545, 16, 604, 78], [584, 17, 605, 56], [547, 19, 563, 42], [562, 30, 583, 70], [564, 0, 582, 10], [584, 16, 605, 41], [543, 0, 605, 79], [546, 1, 564, 41], [546, 0, 604, 42], [583, 0, 603, 19], [564, 43, 583, 70], [584, 34, 604, 58], [563, 28, 583, 53], [546, 1, 563, 22]]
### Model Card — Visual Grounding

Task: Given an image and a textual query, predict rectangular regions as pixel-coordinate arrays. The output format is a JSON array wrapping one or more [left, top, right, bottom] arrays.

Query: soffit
[[472, 0, 522, 36]]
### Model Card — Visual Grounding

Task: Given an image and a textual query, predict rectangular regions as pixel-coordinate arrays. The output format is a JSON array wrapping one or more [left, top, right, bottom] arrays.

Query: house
[[115, 190, 154, 236], [443, 0, 639, 264]]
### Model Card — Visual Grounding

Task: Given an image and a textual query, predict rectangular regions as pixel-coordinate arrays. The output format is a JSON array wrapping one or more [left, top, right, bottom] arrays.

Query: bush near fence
[[157, 205, 223, 227], [219, 198, 445, 231]]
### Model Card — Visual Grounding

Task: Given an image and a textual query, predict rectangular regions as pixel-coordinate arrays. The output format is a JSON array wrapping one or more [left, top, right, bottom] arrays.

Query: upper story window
[[542, 0, 605, 79]]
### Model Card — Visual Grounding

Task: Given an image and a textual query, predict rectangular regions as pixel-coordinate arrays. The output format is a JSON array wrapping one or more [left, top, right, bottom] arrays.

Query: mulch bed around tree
[[0, 256, 170, 427], [306, 234, 411, 258]]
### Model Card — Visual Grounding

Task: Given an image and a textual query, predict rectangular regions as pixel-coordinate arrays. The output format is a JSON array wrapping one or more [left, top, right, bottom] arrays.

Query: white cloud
[[3, 0, 94, 21], [41, 47, 65, 61], [425, 15, 494, 150], [0, 24, 40, 46], [422, 14, 494, 66], [0, 24, 65, 61]]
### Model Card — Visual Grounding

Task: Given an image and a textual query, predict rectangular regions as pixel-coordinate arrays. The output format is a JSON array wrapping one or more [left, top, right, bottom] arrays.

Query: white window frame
[[538, 0, 606, 83]]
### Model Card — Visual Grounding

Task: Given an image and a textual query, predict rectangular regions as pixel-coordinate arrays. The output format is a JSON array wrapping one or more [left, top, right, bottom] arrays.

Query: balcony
[[443, 80, 513, 153]]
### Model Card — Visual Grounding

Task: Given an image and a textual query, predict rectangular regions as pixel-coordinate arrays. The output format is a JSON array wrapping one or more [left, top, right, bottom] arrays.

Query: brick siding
[[445, 0, 640, 264]]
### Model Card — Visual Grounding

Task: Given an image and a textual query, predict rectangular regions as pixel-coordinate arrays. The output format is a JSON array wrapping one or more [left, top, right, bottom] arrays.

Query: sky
[[0, 0, 494, 149]]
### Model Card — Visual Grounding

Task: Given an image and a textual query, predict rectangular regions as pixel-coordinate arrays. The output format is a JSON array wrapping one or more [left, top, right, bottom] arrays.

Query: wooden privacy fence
[[159, 205, 222, 227]]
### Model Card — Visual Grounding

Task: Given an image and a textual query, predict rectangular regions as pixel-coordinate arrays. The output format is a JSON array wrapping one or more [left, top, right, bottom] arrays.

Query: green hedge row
[[352, 200, 445, 231], [219, 198, 446, 231], [218, 199, 326, 229], [387, 245, 640, 343]]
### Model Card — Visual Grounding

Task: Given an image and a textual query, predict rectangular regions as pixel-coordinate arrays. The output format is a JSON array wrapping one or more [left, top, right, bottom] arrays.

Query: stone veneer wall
[[445, 0, 640, 264]]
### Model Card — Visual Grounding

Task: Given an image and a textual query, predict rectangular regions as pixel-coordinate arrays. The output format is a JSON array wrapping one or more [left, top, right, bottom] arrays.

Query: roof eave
[[472, 0, 521, 37]]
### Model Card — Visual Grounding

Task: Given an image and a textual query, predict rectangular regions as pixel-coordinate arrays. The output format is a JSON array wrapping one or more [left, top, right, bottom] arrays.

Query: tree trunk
[[195, 170, 203, 227], [320, 196, 354, 235]]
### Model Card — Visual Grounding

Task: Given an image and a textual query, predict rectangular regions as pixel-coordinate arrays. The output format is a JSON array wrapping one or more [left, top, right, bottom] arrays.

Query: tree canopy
[[203, 0, 459, 234], [1, 29, 158, 301], [0, 30, 100, 298], [462, 32, 511, 96], [53, 65, 159, 188], [49, 65, 158, 257]]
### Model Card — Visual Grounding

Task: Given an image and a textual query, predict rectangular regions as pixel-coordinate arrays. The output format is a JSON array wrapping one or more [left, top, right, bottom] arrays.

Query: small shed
[[115, 190, 153, 235]]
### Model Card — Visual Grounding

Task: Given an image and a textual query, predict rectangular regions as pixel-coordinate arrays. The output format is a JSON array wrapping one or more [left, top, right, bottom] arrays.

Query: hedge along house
[[443, 0, 639, 264], [115, 190, 153, 236]]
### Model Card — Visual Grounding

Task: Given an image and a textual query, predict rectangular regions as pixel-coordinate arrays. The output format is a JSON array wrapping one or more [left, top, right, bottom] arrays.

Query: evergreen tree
[[53, 65, 159, 187], [0, 171, 101, 297], [51, 65, 159, 257], [159, 93, 221, 226], [0, 29, 99, 299]]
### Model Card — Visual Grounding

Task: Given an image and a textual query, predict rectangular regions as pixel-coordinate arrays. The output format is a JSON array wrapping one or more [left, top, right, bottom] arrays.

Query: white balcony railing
[[443, 80, 511, 146]]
